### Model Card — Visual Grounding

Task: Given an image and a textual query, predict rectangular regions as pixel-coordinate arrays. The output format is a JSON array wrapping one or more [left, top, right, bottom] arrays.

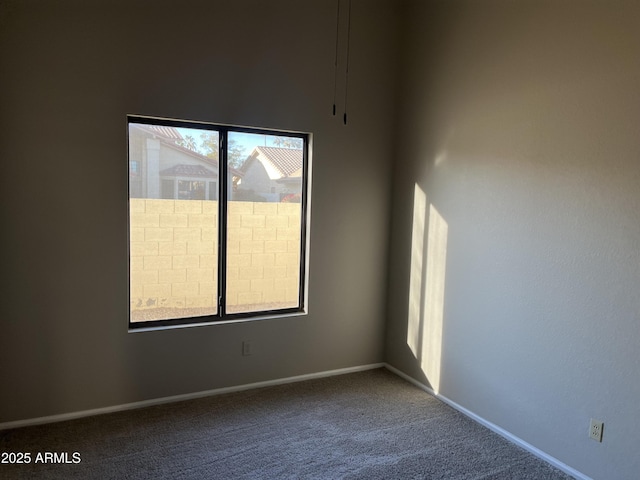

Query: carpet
[[0, 368, 574, 479]]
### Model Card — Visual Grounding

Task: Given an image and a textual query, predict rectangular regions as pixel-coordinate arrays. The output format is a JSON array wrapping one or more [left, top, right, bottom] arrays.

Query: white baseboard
[[0, 360, 589, 480], [0, 363, 385, 431], [383, 363, 590, 480]]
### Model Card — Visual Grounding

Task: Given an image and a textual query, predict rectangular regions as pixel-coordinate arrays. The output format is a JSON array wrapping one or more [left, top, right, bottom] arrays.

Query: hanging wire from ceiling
[[343, 0, 352, 125], [332, 0, 341, 117], [332, 0, 352, 125]]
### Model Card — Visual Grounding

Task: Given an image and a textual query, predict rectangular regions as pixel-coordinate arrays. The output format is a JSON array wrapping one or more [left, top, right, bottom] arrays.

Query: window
[[128, 115, 309, 329]]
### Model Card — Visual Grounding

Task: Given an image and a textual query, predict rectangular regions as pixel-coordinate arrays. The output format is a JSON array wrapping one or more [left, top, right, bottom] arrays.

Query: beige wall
[[386, 1, 640, 479], [226, 201, 301, 310], [4, 0, 638, 477], [0, 0, 397, 425], [130, 199, 218, 315], [130, 199, 301, 318]]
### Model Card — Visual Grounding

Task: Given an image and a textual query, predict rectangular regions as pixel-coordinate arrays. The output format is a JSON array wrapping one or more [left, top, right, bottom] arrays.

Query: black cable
[[343, 0, 352, 125], [332, 0, 341, 116]]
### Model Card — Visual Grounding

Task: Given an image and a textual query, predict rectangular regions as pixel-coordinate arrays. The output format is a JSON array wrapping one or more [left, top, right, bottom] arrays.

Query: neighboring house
[[237, 146, 303, 202], [129, 124, 241, 201]]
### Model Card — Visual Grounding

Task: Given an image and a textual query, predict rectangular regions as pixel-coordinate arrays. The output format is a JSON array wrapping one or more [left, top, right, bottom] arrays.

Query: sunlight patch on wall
[[421, 204, 447, 394], [407, 184, 427, 356], [434, 150, 448, 167], [406, 184, 448, 394]]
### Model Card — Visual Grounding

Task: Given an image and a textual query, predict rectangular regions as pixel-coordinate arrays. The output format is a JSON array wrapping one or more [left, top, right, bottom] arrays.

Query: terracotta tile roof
[[253, 146, 303, 178], [139, 124, 183, 141], [160, 164, 216, 177], [130, 123, 243, 177], [288, 167, 302, 178]]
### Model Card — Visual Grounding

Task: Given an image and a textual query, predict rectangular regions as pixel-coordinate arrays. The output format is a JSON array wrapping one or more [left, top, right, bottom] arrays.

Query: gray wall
[[0, 0, 397, 422], [3, 0, 640, 478], [385, 1, 640, 479]]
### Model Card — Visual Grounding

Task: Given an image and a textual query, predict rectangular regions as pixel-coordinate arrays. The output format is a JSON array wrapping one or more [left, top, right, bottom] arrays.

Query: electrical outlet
[[589, 418, 604, 442], [242, 341, 253, 356]]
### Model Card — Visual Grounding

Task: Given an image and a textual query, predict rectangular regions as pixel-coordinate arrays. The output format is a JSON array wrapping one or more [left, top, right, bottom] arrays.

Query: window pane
[[129, 122, 219, 323], [226, 132, 304, 314]]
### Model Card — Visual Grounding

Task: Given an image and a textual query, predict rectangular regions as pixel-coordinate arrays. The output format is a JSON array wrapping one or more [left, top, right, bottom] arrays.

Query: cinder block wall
[[226, 201, 302, 309], [130, 199, 301, 318]]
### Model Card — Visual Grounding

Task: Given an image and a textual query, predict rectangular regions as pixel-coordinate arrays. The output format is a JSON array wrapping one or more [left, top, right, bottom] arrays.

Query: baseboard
[[0, 363, 385, 431], [2, 361, 589, 480], [383, 363, 590, 480]]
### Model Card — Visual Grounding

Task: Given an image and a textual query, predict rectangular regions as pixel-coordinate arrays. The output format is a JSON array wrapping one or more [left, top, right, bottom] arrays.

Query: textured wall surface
[[0, 0, 397, 422], [5, 0, 638, 478], [130, 199, 301, 318], [385, 1, 640, 479], [130, 199, 218, 315]]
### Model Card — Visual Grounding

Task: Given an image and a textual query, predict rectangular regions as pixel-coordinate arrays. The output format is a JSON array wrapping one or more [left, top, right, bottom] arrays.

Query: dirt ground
[[131, 302, 298, 322]]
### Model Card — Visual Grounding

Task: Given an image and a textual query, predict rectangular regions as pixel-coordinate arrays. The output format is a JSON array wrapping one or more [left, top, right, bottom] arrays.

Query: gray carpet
[[0, 368, 574, 479]]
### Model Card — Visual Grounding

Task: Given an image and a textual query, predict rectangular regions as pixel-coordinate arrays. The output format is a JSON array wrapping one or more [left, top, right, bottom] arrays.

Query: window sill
[[127, 309, 308, 334]]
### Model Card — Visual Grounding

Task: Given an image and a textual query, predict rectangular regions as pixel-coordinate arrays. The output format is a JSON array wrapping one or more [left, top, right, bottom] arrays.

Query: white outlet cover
[[589, 418, 604, 442]]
